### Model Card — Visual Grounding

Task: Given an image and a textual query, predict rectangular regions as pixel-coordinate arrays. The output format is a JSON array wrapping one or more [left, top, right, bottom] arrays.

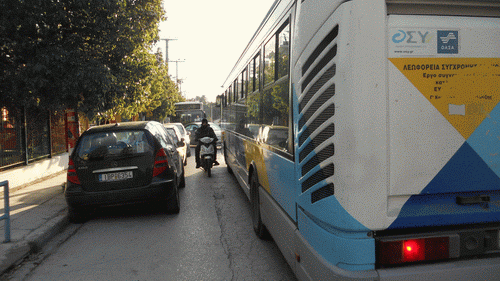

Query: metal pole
[[165, 39, 170, 62], [161, 38, 177, 73], [48, 110, 53, 158], [4, 183, 9, 243], [23, 106, 28, 165], [168, 60, 185, 83], [0, 180, 10, 243], [176, 61, 179, 83]]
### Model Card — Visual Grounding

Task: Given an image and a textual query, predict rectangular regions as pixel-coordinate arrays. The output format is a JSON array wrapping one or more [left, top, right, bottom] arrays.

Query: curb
[[0, 211, 69, 275], [26, 212, 69, 254], [0, 242, 30, 275]]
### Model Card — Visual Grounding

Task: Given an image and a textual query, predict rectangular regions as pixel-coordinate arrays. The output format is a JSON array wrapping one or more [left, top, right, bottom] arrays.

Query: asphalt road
[[5, 149, 297, 281]]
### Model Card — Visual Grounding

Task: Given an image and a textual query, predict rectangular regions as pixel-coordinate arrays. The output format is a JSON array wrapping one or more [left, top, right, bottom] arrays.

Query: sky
[[155, 0, 277, 102]]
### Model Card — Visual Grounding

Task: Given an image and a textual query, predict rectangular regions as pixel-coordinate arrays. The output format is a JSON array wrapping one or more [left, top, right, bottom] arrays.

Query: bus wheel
[[250, 172, 269, 239], [224, 144, 233, 174]]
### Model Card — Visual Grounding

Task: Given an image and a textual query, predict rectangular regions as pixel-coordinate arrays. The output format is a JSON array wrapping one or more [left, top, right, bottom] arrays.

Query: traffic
[[2, 145, 296, 280], [2, 0, 500, 280]]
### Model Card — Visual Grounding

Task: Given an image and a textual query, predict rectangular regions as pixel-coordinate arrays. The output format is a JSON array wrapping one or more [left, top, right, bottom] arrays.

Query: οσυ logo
[[392, 30, 407, 43], [391, 30, 433, 44]]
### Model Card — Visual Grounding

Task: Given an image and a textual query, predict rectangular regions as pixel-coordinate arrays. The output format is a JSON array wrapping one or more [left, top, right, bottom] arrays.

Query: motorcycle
[[199, 136, 215, 177]]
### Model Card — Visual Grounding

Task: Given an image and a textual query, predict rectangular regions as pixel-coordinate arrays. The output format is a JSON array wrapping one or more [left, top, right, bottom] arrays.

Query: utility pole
[[177, 79, 184, 97], [160, 38, 177, 73], [168, 59, 185, 85]]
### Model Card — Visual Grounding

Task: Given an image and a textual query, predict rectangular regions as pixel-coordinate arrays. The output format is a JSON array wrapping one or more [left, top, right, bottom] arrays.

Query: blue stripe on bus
[[389, 191, 500, 229], [467, 101, 500, 178], [390, 142, 500, 229], [297, 177, 370, 233], [264, 150, 297, 220], [390, 102, 500, 229], [421, 142, 500, 194], [298, 208, 375, 270]]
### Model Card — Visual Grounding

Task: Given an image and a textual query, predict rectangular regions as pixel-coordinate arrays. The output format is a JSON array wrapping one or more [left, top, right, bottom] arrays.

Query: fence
[[1, 106, 68, 169]]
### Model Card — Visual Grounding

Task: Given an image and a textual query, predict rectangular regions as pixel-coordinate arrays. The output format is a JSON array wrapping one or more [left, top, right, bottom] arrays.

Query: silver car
[[163, 124, 189, 166], [165, 123, 191, 157]]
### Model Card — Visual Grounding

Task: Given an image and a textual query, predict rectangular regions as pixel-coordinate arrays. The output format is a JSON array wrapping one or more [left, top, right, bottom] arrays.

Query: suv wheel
[[167, 185, 180, 214]]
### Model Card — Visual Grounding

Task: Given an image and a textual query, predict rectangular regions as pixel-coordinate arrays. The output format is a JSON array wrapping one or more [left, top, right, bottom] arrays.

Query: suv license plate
[[99, 171, 133, 182]]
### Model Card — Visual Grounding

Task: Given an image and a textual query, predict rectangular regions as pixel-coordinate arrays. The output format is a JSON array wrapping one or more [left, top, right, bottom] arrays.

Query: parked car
[[185, 122, 222, 148], [165, 122, 191, 157], [163, 124, 188, 166], [65, 121, 185, 222]]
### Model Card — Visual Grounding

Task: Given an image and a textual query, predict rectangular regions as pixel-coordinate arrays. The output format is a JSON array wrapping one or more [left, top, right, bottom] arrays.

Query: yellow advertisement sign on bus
[[390, 58, 500, 139]]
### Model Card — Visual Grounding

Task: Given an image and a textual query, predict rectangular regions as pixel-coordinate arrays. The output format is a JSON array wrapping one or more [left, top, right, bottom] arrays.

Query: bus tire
[[224, 144, 233, 175], [250, 172, 269, 239]]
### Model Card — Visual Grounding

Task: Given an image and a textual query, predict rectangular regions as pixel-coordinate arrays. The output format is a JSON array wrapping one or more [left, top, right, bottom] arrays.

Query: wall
[[0, 153, 68, 191]]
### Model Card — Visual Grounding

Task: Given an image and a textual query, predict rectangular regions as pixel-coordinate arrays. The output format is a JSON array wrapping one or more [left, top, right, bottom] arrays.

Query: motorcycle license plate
[[201, 145, 214, 154], [99, 171, 133, 182]]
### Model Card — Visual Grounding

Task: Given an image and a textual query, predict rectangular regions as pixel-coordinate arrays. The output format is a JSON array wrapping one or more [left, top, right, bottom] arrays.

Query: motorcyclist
[[194, 118, 219, 168]]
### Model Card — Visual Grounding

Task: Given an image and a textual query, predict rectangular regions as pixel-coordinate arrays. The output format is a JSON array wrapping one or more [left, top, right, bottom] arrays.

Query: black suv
[[65, 121, 185, 222]]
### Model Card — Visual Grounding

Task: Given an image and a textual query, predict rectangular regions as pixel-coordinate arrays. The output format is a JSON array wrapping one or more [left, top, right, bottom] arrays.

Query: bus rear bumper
[[294, 229, 378, 281], [377, 257, 500, 281], [295, 227, 500, 280]]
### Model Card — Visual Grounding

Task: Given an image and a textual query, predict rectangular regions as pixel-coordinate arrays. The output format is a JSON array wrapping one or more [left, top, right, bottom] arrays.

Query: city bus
[[170, 101, 206, 125], [219, 0, 500, 279]]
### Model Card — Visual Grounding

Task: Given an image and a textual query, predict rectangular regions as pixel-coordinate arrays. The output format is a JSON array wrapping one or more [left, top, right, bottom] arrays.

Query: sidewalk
[[0, 171, 69, 274]]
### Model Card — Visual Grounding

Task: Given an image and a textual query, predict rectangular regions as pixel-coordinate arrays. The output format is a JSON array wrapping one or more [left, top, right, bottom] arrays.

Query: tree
[[194, 95, 208, 105], [0, 0, 180, 119], [150, 53, 184, 121]]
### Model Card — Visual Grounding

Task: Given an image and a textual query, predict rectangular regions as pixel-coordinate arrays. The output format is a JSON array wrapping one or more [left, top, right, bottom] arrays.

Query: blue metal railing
[[0, 181, 10, 243]]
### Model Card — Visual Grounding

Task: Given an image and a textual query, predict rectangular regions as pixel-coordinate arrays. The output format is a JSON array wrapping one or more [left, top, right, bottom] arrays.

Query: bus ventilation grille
[[311, 184, 335, 204], [298, 25, 338, 204]]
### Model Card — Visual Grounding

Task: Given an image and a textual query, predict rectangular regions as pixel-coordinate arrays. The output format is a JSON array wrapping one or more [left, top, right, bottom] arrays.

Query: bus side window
[[261, 21, 291, 154], [264, 36, 276, 85]]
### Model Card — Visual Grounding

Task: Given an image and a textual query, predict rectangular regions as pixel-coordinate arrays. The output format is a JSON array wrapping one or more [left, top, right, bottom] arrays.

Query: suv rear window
[[76, 130, 154, 160]]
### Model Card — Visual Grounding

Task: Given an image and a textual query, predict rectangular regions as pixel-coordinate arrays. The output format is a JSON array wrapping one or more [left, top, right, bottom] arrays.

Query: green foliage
[[194, 95, 208, 105], [0, 0, 181, 119], [149, 59, 184, 121]]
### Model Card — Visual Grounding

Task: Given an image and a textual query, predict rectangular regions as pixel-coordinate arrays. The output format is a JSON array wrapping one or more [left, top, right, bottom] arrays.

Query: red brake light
[[403, 240, 425, 262], [377, 237, 449, 266], [153, 148, 169, 177], [67, 158, 80, 184]]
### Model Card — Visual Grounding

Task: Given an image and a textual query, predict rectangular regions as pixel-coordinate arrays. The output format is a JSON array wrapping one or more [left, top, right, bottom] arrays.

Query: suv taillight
[[377, 237, 449, 266], [67, 158, 80, 184], [153, 148, 169, 177]]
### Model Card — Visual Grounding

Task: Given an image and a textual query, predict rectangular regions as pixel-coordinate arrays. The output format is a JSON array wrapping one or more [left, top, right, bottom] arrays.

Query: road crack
[[212, 188, 236, 281]]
